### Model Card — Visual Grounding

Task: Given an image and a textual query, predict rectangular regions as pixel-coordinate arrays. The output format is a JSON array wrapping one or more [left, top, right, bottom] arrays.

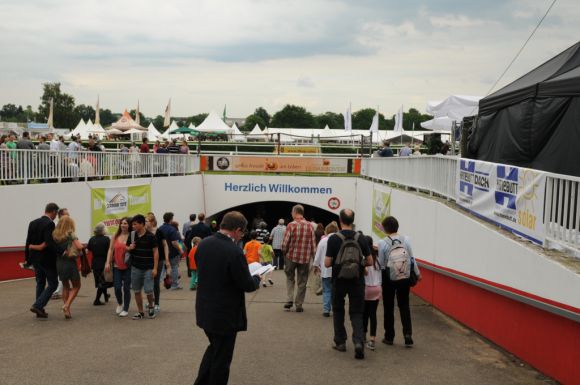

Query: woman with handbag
[[52, 216, 84, 319], [87, 223, 111, 306], [105, 217, 131, 317]]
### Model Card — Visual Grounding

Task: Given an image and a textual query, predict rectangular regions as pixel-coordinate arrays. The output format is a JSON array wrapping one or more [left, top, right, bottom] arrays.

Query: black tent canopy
[[469, 41, 580, 176]]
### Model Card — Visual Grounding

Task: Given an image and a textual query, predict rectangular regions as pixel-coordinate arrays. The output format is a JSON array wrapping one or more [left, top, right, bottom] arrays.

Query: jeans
[[382, 271, 412, 341], [363, 300, 379, 337], [273, 249, 284, 269], [154, 262, 164, 306], [194, 331, 237, 385], [190, 270, 198, 289], [322, 277, 332, 313], [332, 278, 365, 346], [32, 263, 58, 311], [284, 257, 310, 307], [113, 267, 131, 312], [170, 255, 180, 288]]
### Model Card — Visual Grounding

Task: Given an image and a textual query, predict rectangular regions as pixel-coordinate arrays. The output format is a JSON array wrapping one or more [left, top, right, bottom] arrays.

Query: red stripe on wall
[[413, 267, 580, 385], [0, 250, 35, 281]]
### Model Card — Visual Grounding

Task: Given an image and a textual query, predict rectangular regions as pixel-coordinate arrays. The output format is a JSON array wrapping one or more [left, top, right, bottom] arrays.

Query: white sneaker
[[119, 310, 129, 317], [116, 305, 123, 315], [154, 305, 160, 313]]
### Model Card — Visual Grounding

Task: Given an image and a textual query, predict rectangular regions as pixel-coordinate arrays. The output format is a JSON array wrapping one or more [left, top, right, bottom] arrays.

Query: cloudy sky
[[0, 0, 578, 118]]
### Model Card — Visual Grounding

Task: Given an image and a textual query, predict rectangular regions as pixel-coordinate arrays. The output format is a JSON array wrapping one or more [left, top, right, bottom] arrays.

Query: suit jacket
[[25, 215, 56, 268], [195, 232, 259, 334]]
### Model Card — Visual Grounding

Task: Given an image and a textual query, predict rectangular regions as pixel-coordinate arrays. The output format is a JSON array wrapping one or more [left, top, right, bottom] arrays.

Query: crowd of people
[[24, 202, 421, 385]]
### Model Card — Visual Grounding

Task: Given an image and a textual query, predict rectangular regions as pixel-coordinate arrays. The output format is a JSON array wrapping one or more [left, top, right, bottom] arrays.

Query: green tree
[[352, 108, 390, 130], [38, 82, 76, 128], [100, 109, 117, 126], [73, 104, 96, 123], [24, 105, 36, 122], [315, 111, 343, 128], [253, 107, 270, 126], [152, 115, 165, 130], [1, 104, 23, 121], [403, 108, 432, 131], [129, 109, 149, 127], [186, 113, 208, 127], [270, 105, 316, 128], [242, 114, 267, 131]]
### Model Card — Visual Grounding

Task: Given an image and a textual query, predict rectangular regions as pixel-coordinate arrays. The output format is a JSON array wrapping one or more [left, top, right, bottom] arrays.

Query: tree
[[152, 115, 165, 130], [24, 105, 36, 122], [129, 109, 149, 127], [253, 107, 270, 126], [315, 112, 343, 129], [352, 108, 390, 130], [242, 114, 267, 131], [270, 105, 316, 128], [38, 82, 76, 129], [73, 104, 96, 123], [1, 104, 21, 121], [186, 113, 208, 127], [100, 109, 117, 126], [402, 108, 432, 131]]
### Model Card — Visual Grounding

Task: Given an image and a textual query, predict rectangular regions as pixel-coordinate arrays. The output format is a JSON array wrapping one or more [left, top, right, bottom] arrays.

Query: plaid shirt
[[270, 225, 286, 250], [282, 218, 316, 264]]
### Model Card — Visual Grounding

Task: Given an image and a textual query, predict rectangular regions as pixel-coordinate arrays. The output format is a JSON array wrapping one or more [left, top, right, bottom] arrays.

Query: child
[[187, 237, 201, 290], [363, 235, 382, 351], [243, 231, 261, 265], [259, 239, 275, 287]]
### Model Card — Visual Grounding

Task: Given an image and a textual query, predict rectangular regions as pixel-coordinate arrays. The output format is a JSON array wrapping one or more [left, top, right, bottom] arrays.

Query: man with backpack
[[377, 216, 421, 347], [325, 209, 372, 359]]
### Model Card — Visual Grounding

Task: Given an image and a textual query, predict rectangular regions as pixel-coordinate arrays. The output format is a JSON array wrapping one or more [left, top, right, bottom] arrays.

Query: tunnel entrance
[[208, 200, 339, 232]]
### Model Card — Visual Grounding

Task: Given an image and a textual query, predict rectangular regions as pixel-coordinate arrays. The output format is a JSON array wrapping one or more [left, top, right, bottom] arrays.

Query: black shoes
[[93, 300, 104, 306], [404, 335, 414, 347], [354, 343, 365, 359], [295, 306, 304, 312], [30, 306, 48, 318], [322, 312, 330, 317], [283, 302, 293, 309], [332, 343, 346, 352], [382, 338, 394, 345]]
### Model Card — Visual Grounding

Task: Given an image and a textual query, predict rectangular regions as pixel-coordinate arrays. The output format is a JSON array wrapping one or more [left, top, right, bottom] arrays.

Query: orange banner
[[207, 156, 357, 174]]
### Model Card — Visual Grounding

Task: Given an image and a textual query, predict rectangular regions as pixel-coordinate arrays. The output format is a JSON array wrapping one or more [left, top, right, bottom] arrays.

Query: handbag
[[409, 262, 418, 287], [80, 249, 92, 277], [103, 265, 114, 283], [124, 231, 135, 266]]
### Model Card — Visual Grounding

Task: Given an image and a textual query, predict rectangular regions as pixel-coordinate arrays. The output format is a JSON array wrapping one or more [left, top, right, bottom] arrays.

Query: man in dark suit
[[26, 202, 59, 318], [194, 211, 260, 385]]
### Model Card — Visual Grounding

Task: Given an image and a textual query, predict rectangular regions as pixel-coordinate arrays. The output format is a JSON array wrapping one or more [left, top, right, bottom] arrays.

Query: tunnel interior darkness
[[208, 200, 339, 233]]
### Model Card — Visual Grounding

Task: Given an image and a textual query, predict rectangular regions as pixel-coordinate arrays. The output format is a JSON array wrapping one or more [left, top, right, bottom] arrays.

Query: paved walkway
[[0, 267, 555, 385]]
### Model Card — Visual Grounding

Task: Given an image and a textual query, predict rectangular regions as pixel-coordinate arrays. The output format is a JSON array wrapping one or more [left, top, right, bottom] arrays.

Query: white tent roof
[[230, 123, 247, 142], [147, 122, 163, 141], [426, 95, 481, 121], [68, 119, 92, 139], [126, 128, 145, 134], [420, 116, 454, 131], [248, 124, 262, 136], [195, 111, 232, 133], [88, 123, 107, 134], [188, 122, 196, 129]]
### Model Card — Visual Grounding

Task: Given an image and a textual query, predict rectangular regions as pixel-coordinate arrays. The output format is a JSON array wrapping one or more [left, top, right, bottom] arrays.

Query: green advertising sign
[[91, 185, 151, 235], [372, 187, 391, 238]]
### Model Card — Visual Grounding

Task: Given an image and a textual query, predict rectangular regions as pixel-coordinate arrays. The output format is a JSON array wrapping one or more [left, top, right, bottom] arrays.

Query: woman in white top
[[312, 221, 339, 317], [363, 235, 382, 350]]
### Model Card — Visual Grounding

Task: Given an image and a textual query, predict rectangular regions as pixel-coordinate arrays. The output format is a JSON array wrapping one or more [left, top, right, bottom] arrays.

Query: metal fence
[[0, 149, 200, 183], [361, 155, 458, 200], [361, 156, 580, 256]]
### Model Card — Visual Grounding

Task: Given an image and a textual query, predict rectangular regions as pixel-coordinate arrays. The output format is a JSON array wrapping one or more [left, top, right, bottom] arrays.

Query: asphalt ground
[[0, 265, 557, 385]]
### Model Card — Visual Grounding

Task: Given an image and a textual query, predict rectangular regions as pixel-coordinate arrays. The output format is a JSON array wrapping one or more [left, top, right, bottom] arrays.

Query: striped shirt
[[282, 218, 316, 264], [270, 225, 286, 249]]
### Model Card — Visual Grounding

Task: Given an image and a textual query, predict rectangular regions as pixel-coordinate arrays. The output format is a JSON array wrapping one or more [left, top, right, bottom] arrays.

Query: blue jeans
[[32, 263, 58, 311], [113, 267, 131, 312], [169, 255, 180, 288], [322, 277, 333, 313]]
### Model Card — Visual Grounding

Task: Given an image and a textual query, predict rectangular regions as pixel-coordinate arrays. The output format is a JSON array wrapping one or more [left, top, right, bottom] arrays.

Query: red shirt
[[282, 218, 316, 264], [140, 143, 150, 153]]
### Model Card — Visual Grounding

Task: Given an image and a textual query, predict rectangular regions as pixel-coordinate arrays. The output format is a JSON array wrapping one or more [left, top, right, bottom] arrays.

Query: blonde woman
[[53, 216, 84, 319]]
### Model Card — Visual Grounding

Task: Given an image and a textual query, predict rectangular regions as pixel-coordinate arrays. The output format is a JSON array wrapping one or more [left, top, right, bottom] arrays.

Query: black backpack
[[334, 232, 365, 279]]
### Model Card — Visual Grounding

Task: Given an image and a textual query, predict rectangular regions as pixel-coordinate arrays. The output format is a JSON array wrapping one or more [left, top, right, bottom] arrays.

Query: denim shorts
[[131, 267, 154, 294]]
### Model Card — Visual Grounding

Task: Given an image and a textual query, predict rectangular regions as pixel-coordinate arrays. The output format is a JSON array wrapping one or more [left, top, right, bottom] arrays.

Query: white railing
[[361, 155, 458, 201], [361, 156, 580, 256], [0, 149, 200, 182]]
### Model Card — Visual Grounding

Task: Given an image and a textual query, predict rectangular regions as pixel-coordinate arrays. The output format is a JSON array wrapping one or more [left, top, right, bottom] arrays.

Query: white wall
[[355, 179, 580, 309]]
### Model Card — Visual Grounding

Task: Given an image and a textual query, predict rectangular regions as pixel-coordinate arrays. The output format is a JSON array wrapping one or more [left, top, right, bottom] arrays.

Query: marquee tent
[[426, 95, 481, 121], [469, 41, 580, 176], [195, 111, 231, 133], [108, 110, 147, 133], [420, 116, 455, 131], [230, 123, 247, 142], [147, 123, 163, 141]]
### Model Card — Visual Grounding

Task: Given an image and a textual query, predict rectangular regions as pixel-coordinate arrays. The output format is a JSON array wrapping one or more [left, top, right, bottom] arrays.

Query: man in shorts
[[126, 214, 159, 319]]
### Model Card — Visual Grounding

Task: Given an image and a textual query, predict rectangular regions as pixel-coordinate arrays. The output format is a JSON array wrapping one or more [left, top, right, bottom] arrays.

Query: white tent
[[420, 116, 455, 131], [248, 124, 262, 135], [230, 123, 247, 142], [147, 122, 163, 141], [67, 119, 86, 138], [195, 111, 231, 133], [426, 95, 481, 121], [188, 122, 196, 129], [160, 120, 179, 139], [88, 123, 107, 137]]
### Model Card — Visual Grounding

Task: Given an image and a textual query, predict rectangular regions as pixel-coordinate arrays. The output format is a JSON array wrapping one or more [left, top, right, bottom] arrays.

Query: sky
[[0, 0, 578, 119]]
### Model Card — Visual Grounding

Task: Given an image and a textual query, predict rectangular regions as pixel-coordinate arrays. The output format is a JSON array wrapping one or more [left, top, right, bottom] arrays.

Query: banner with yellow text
[[91, 185, 151, 235], [372, 186, 391, 238]]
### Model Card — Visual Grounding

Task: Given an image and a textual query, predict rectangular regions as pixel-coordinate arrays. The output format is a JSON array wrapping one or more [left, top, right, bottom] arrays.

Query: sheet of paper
[[249, 262, 274, 276]]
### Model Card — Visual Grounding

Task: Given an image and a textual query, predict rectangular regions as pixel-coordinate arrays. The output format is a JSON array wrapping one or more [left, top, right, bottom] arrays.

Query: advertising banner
[[372, 186, 391, 238], [91, 185, 151, 235], [456, 159, 546, 244], [206, 156, 358, 174]]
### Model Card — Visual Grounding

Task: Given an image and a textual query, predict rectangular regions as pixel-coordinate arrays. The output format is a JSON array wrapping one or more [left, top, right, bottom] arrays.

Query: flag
[[47, 98, 54, 129], [394, 105, 404, 132], [136, 100, 140, 125], [95, 96, 100, 125], [344, 103, 352, 132], [223, 105, 227, 121], [163, 98, 171, 128], [369, 110, 379, 133]]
